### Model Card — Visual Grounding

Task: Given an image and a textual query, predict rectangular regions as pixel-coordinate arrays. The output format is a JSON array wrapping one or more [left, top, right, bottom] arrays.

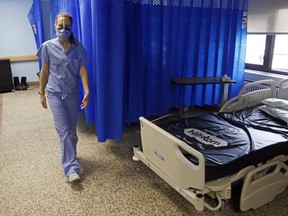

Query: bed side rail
[[240, 160, 288, 211], [220, 79, 276, 112], [137, 117, 205, 190], [278, 79, 288, 100]]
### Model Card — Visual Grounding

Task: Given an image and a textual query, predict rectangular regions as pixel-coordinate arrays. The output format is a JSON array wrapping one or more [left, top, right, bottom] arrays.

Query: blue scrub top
[[37, 38, 89, 94]]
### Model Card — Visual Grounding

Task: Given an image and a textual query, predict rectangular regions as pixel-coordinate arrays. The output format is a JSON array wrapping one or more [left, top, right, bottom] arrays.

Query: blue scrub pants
[[47, 92, 80, 177]]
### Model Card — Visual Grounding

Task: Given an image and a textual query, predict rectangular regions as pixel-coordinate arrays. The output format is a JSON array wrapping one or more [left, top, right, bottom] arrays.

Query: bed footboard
[[133, 117, 207, 211], [135, 117, 205, 190]]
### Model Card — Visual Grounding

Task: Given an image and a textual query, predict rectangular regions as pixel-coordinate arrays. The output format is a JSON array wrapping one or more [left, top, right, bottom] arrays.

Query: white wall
[[0, 0, 40, 82]]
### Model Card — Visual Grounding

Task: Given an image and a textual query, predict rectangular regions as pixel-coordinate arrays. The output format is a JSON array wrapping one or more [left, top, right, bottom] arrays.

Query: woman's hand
[[80, 93, 89, 109], [79, 66, 90, 110], [40, 94, 48, 109], [39, 62, 49, 109]]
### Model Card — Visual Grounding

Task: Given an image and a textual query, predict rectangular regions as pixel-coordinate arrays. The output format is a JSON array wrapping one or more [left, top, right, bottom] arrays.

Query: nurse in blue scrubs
[[37, 12, 89, 183]]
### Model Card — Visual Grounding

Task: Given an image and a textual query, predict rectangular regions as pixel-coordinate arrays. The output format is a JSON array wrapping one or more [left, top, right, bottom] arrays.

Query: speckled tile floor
[[0, 88, 287, 216]]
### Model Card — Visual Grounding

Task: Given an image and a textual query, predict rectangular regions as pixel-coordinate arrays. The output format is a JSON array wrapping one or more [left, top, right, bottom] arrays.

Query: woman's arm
[[39, 62, 49, 109], [79, 66, 89, 109]]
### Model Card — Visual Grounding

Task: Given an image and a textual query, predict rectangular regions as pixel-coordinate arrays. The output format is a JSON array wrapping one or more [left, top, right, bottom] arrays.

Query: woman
[[37, 12, 89, 183]]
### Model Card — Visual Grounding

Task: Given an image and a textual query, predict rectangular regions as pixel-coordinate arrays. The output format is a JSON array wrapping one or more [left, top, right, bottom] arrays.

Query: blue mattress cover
[[159, 107, 288, 181]]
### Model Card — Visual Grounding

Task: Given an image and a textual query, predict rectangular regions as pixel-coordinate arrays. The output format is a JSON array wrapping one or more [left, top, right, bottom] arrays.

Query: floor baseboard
[[28, 81, 39, 87]]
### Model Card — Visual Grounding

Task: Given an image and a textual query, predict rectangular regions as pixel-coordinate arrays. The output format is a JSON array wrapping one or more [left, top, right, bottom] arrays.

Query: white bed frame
[[133, 79, 288, 212]]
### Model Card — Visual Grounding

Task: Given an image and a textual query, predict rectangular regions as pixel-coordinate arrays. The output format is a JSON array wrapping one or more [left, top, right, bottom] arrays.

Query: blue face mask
[[56, 29, 72, 41]]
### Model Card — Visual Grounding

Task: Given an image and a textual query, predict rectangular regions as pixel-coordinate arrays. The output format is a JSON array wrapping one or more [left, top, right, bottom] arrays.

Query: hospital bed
[[133, 79, 288, 212]]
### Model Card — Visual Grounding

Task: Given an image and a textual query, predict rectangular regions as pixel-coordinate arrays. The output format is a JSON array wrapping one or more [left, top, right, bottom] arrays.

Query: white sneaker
[[68, 172, 80, 183]]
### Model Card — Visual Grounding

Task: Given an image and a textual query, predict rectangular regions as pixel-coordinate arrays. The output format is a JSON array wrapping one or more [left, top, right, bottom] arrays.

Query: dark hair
[[55, 12, 76, 44]]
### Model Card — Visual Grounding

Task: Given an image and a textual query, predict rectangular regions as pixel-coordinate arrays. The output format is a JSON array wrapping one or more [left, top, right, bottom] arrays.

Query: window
[[245, 34, 288, 75], [245, 35, 266, 65], [272, 35, 288, 72]]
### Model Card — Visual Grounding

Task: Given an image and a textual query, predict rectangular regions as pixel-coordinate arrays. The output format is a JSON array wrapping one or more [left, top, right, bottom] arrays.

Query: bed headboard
[[220, 79, 276, 112], [278, 79, 288, 100]]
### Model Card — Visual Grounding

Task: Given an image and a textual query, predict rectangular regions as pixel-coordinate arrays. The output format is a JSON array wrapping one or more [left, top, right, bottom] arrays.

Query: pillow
[[260, 105, 288, 124], [262, 98, 288, 110]]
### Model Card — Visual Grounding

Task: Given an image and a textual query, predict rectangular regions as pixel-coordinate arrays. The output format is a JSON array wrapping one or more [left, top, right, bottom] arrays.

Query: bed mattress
[[159, 107, 288, 181]]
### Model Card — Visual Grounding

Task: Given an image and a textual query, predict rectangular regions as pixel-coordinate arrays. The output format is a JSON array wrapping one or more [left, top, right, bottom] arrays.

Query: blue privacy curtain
[[27, 0, 45, 69], [126, 0, 248, 122], [31, 0, 247, 142]]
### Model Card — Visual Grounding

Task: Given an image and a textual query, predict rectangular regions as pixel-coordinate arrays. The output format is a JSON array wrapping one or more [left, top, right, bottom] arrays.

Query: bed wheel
[[133, 146, 141, 161], [132, 156, 139, 161]]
